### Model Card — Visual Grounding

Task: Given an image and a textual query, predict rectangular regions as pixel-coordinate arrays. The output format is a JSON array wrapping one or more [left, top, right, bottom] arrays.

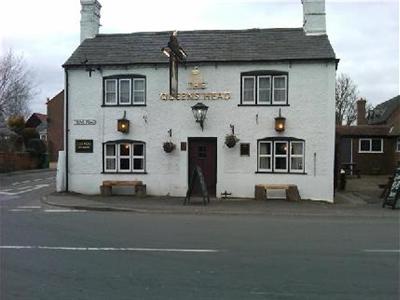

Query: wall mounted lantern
[[117, 111, 130, 134], [191, 102, 208, 131], [274, 108, 286, 132]]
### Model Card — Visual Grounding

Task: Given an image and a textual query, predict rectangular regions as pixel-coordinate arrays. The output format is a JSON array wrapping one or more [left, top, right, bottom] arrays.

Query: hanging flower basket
[[225, 134, 239, 148], [163, 141, 176, 153]]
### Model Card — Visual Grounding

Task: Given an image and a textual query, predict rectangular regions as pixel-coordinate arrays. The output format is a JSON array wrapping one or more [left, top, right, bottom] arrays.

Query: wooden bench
[[100, 180, 146, 197], [255, 184, 301, 201]]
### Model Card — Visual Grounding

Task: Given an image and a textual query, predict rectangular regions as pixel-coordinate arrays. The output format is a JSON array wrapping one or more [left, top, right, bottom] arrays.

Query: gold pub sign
[[160, 67, 231, 101]]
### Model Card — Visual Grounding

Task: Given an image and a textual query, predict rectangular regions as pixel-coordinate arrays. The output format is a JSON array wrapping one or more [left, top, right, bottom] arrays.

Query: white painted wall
[[66, 60, 336, 202]]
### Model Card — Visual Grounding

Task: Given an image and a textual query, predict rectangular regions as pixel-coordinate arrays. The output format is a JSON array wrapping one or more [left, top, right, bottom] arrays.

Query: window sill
[[255, 171, 307, 175], [102, 172, 148, 174], [358, 151, 384, 154], [101, 104, 146, 107], [238, 104, 290, 107]]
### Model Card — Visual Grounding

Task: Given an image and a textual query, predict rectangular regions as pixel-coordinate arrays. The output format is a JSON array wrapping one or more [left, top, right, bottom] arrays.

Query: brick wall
[[0, 152, 39, 173], [47, 91, 64, 162]]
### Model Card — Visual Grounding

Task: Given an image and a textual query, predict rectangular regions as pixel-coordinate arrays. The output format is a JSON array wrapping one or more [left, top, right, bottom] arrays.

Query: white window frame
[[359, 138, 383, 153], [118, 143, 132, 173], [133, 78, 146, 104], [257, 75, 272, 104], [272, 75, 287, 105], [119, 79, 131, 105], [132, 143, 145, 172], [242, 76, 256, 104], [104, 144, 117, 172], [258, 141, 272, 172], [105, 79, 117, 105], [290, 141, 305, 173], [274, 141, 288, 172], [396, 138, 400, 152]]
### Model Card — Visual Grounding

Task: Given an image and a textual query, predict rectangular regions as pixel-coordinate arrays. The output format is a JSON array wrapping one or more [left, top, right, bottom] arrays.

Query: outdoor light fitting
[[117, 111, 130, 134], [274, 108, 286, 132], [191, 102, 208, 131]]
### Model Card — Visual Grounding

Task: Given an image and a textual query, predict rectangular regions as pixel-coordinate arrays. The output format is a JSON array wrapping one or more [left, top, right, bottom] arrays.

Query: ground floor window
[[103, 140, 145, 173], [258, 138, 305, 173], [358, 138, 383, 153]]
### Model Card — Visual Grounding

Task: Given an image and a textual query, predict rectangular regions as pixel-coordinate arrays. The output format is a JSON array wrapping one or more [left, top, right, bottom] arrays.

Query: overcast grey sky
[[0, 0, 398, 114]]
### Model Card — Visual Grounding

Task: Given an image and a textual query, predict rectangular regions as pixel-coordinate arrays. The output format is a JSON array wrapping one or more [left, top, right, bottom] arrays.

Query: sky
[[0, 0, 398, 114]]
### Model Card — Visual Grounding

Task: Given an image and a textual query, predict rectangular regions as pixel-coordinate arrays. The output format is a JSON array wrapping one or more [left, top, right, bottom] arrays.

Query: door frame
[[187, 137, 217, 196]]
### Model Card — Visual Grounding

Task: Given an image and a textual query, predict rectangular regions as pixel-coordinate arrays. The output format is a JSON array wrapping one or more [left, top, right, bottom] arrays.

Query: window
[[105, 79, 117, 105], [258, 141, 272, 172], [103, 141, 145, 173], [240, 143, 250, 156], [240, 71, 288, 105], [242, 76, 255, 104], [119, 79, 131, 104], [257, 138, 305, 173], [103, 75, 146, 106], [359, 138, 383, 153]]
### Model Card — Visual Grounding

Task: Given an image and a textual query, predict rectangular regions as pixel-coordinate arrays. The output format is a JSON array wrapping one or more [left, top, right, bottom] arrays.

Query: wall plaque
[[75, 139, 93, 153], [74, 119, 96, 125]]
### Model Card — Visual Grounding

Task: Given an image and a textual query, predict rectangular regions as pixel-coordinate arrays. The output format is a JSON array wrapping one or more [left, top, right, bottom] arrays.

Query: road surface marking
[[9, 209, 32, 212], [21, 180, 31, 184], [18, 206, 41, 209], [0, 189, 13, 192], [43, 209, 87, 213], [33, 178, 43, 182], [0, 246, 220, 253], [0, 184, 50, 195], [363, 249, 400, 253], [11, 182, 21, 186], [17, 186, 33, 190]]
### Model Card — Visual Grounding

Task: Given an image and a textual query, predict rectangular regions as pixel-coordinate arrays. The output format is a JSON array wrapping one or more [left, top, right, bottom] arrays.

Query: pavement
[[42, 175, 399, 217]]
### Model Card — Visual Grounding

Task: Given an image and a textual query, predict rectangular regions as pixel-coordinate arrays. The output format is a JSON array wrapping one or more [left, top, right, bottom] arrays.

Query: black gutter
[[62, 58, 339, 69], [65, 69, 69, 192]]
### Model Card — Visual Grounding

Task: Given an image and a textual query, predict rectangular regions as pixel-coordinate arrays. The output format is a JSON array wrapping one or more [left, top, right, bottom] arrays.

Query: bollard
[[339, 169, 346, 190]]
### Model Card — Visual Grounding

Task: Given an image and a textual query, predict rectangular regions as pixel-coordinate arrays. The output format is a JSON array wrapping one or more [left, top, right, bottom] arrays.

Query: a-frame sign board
[[383, 167, 400, 209], [184, 165, 209, 206]]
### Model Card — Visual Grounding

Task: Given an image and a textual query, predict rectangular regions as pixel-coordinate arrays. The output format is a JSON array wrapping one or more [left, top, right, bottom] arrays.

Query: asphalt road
[[0, 170, 399, 300]]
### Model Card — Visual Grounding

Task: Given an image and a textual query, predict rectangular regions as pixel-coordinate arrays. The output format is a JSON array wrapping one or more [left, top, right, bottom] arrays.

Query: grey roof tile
[[64, 28, 336, 67]]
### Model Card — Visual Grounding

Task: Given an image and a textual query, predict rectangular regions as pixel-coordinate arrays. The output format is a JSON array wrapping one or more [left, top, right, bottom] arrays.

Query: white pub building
[[62, 0, 338, 202]]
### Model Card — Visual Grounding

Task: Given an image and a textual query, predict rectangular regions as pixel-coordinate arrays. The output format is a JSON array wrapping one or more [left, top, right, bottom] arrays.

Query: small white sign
[[73, 119, 96, 125]]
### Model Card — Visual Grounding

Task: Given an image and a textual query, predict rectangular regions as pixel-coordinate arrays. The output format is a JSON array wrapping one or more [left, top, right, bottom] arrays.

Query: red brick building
[[336, 96, 400, 175], [46, 90, 64, 162]]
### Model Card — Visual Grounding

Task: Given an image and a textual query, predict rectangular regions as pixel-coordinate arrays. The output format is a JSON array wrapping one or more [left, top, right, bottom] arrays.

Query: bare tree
[[335, 73, 359, 125], [0, 50, 36, 124]]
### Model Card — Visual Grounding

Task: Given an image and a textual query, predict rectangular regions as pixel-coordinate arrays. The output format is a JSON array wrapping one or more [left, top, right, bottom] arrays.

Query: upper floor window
[[257, 137, 305, 173], [359, 138, 383, 153], [240, 71, 288, 106], [103, 75, 146, 106]]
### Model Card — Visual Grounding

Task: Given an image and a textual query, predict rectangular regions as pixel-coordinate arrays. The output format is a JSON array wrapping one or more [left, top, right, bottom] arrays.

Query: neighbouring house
[[47, 90, 64, 162], [26, 112, 48, 142], [336, 96, 400, 176], [62, 0, 338, 202]]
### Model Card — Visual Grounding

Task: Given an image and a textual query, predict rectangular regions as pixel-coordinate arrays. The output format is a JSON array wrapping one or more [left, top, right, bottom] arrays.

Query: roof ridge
[[95, 27, 305, 37]]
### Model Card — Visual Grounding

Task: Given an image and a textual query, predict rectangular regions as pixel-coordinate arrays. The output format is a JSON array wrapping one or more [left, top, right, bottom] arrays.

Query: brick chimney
[[80, 0, 101, 43], [302, 0, 326, 35], [357, 98, 367, 125]]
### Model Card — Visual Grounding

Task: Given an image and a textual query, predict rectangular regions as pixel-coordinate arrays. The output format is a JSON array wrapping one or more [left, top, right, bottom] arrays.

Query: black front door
[[188, 138, 217, 197]]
